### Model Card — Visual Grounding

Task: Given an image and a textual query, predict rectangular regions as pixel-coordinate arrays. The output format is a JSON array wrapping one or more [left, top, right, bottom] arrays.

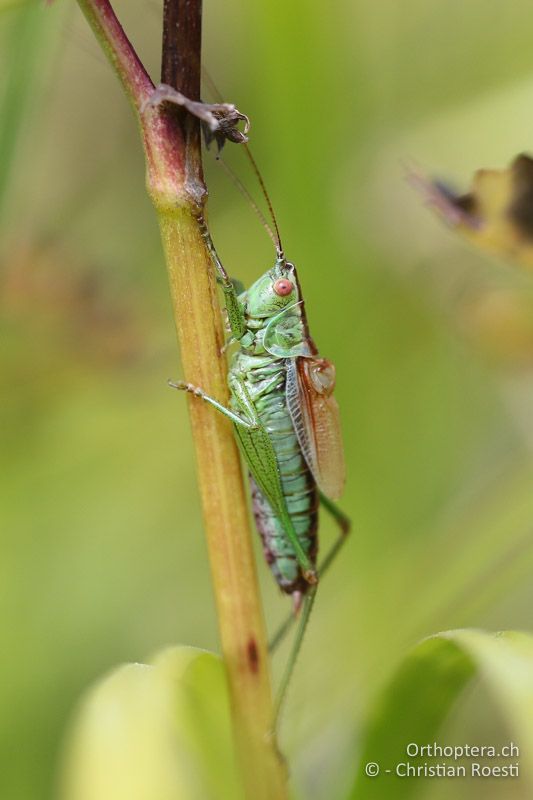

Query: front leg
[[196, 216, 247, 340]]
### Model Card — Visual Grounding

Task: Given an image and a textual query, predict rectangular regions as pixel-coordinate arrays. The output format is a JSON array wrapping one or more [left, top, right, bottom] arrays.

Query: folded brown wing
[[286, 357, 346, 500]]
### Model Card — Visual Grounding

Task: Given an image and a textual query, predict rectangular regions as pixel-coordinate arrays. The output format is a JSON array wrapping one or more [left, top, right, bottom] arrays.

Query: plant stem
[[159, 208, 287, 798], [75, 1, 288, 796], [76, 0, 153, 109]]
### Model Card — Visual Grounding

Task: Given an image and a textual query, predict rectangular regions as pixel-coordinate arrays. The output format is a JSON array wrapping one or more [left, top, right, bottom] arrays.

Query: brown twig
[[160, 0, 204, 202], [162, 0, 202, 103]]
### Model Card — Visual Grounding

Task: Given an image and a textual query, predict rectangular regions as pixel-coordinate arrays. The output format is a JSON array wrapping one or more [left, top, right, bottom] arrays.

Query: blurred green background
[[3, 1, 533, 798]]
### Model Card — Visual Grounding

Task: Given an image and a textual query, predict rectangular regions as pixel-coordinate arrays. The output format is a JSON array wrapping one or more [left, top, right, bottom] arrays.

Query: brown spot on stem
[[247, 638, 260, 674]]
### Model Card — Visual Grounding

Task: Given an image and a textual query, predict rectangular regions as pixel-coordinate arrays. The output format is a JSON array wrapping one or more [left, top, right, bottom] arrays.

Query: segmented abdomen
[[250, 372, 318, 595]]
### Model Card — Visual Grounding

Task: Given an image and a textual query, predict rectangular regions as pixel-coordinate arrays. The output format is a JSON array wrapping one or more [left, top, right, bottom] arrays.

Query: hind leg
[[269, 493, 351, 653]]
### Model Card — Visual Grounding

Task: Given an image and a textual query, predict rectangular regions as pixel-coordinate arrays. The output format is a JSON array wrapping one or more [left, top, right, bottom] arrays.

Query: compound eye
[[273, 278, 293, 297]]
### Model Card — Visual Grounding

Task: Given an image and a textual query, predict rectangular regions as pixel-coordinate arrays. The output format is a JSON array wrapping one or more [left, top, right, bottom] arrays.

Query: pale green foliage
[[60, 646, 244, 800], [349, 630, 533, 799], [60, 631, 533, 799]]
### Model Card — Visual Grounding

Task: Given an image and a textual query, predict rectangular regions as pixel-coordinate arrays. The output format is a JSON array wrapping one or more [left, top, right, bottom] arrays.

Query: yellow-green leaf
[[347, 629, 533, 799], [60, 646, 244, 800]]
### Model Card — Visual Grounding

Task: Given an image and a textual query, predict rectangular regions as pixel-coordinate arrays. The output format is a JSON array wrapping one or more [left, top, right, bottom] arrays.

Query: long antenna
[[202, 67, 285, 260], [216, 154, 280, 253], [242, 142, 284, 261]]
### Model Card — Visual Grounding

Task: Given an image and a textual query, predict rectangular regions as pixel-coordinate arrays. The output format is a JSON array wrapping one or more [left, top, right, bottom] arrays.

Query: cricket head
[[240, 258, 300, 319], [240, 258, 316, 357]]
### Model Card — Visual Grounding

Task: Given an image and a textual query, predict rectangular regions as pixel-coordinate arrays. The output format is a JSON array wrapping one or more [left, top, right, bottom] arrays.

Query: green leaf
[[347, 630, 533, 799], [60, 646, 244, 800]]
